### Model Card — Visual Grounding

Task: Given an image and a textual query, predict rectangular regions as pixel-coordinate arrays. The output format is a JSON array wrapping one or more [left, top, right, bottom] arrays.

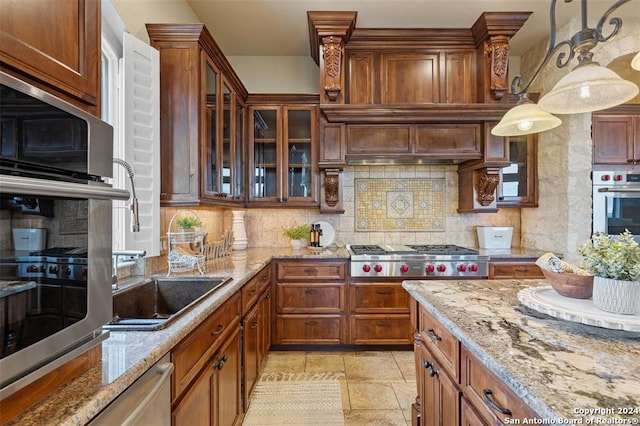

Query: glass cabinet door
[[234, 99, 244, 200], [204, 62, 218, 196], [284, 107, 314, 200], [251, 107, 280, 201], [221, 82, 232, 197], [498, 134, 538, 207]]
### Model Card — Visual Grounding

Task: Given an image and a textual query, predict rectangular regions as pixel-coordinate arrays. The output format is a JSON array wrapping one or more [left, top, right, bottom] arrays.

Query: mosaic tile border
[[355, 178, 445, 232]]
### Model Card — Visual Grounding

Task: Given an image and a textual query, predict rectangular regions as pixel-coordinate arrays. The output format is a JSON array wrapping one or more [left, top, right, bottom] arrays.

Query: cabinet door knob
[[211, 324, 225, 336], [427, 328, 442, 341], [423, 361, 432, 369], [482, 389, 512, 416]]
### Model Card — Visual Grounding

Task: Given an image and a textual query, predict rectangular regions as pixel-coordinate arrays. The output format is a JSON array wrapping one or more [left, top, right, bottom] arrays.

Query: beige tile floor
[[257, 351, 416, 426]]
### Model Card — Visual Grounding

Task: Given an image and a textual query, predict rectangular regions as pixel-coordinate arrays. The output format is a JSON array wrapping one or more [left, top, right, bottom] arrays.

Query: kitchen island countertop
[[402, 279, 640, 422], [4, 246, 348, 426]]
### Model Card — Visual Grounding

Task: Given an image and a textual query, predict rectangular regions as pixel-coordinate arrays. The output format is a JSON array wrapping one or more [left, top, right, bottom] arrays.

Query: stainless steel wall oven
[[593, 169, 640, 243], [0, 71, 129, 398]]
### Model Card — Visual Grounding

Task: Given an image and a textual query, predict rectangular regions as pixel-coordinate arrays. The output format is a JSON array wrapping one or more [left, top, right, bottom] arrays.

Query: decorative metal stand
[[167, 210, 206, 275]]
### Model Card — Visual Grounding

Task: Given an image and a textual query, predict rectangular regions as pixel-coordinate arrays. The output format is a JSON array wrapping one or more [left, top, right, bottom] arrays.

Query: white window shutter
[[120, 32, 160, 256]]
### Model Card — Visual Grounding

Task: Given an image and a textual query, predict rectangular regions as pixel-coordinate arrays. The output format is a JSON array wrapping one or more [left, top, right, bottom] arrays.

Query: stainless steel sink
[[104, 276, 232, 331]]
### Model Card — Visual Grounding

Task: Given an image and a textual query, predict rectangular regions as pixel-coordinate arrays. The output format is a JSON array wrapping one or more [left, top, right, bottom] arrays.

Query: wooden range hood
[[307, 11, 532, 212]]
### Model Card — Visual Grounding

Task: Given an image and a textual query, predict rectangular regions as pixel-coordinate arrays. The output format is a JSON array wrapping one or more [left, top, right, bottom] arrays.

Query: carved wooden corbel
[[477, 170, 500, 206], [485, 35, 510, 100], [322, 36, 343, 102], [324, 169, 340, 207]]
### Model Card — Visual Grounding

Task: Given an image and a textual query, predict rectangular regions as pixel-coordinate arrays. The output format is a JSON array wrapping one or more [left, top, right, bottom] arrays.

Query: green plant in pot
[[282, 223, 310, 250], [176, 216, 202, 231], [577, 229, 640, 315]]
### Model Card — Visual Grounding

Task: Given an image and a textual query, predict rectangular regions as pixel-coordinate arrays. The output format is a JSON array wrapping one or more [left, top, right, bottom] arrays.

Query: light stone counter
[[402, 279, 640, 423], [6, 246, 349, 426]]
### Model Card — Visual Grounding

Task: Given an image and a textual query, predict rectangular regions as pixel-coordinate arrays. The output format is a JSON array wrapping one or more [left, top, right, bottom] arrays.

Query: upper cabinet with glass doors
[[248, 100, 318, 206], [147, 23, 248, 206]]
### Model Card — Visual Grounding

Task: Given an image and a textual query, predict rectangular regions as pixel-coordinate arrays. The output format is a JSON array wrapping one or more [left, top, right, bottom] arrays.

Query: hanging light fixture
[[492, 0, 639, 137], [632, 51, 640, 71]]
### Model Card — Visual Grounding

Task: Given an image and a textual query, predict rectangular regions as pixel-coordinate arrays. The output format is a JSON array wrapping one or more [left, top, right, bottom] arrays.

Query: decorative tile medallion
[[355, 178, 445, 232]]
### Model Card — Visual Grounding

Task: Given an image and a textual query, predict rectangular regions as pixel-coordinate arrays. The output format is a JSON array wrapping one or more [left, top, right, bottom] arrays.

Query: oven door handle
[[0, 175, 131, 200], [597, 188, 640, 193]]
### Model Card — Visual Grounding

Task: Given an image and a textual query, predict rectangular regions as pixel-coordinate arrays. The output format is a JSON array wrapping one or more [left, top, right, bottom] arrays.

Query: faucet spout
[[113, 158, 140, 232]]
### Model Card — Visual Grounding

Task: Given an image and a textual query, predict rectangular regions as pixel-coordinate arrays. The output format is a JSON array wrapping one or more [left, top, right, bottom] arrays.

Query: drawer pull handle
[[423, 361, 432, 369], [482, 389, 512, 416], [304, 289, 317, 294], [304, 321, 317, 326], [249, 289, 257, 296], [375, 289, 392, 295], [265, 293, 271, 299], [251, 321, 258, 329], [376, 321, 390, 327], [427, 328, 442, 341], [514, 269, 529, 273], [303, 268, 318, 275], [211, 324, 225, 336]]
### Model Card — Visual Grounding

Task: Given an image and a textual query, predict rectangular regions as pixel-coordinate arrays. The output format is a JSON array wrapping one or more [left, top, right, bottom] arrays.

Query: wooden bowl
[[542, 269, 594, 299]]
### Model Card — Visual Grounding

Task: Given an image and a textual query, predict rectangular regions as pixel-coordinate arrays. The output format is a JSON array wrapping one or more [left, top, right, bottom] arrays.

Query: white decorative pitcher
[[592, 276, 640, 315], [231, 210, 248, 251]]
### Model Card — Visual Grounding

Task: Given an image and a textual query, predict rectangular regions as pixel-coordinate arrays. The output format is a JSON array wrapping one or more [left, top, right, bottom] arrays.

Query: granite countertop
[[402, 279, 640, 422], [7, 246, 349, 426], [479, 246, 559, 260]]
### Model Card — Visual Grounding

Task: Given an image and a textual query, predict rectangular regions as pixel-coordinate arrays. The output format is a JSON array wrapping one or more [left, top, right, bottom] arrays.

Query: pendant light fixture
[[632, 51, 640, 71], [492, 0, 639, 137]]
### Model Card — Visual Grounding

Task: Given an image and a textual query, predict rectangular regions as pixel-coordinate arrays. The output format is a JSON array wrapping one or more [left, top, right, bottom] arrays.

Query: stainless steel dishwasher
[[89, 353, 174, 426]]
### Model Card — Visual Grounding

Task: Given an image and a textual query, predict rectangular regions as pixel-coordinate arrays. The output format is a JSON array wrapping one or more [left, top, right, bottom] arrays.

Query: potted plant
[[282, 223, 310, 250], [577, 229, 640, 314], [176, 216, 202, 232]]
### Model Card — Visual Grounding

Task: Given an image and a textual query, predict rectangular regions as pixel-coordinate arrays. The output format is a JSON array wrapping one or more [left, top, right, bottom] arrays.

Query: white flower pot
[[592, 276, 640, 315], [290, 239, 304, 250]]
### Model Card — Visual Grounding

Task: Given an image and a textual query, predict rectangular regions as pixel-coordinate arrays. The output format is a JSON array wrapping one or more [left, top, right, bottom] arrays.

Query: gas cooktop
[[347, 244, 487, 278]]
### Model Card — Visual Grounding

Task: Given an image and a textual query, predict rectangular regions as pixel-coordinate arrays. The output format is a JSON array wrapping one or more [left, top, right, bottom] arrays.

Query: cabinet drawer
[[461, 347, 538, 425], [349, 314, 412, 345], [275, 315, 346, 344], [276, 283, 346, 313], [419, 305, 459, 380], [350, 283, 410, 313], [277, 261, 345, 281], [242, 265, 272, 314], [172, 292, 241, 400], [489, 263, 543, 279]]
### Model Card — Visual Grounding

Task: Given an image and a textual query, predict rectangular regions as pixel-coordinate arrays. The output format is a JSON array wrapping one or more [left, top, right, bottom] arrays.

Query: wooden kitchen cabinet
[[273, 260, 347, 345], [347, 51, 476, 105], [171, 291, 242, 425], [461, 346, 539, 425], [488, 262, 543, 279], [349, 282, 412, 345], [411, 300, 538, 426], [248, 99, 318, 206], [592, 112, 640, 165], [242, 264, 272, 410], [0, 0, 101, 115], [147, 24, 248, 206]]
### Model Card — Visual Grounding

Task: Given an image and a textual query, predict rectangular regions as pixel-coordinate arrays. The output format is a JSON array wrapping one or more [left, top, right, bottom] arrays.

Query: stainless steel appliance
[[593, 170, 640, 243], [0, 71, 129, 398], [347, 244, 488, 278]]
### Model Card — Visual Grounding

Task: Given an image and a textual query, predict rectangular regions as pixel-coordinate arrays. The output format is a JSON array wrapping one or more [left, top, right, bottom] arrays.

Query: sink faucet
[[113, 158, 140, 232]]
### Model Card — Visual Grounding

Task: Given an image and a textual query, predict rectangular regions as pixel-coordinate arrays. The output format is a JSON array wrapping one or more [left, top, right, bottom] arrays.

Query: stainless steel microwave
[[0, 71, 129, 398]]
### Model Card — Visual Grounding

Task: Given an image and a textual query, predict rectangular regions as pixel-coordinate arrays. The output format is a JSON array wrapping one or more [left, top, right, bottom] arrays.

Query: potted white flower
[[282, 223, 310, 250], [577, 229, 640, 314]]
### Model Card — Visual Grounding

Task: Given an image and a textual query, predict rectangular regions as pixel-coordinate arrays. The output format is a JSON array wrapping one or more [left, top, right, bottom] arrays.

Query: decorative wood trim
[[322, 36, 343, 101], [485, 35, 510, 100], [477, 169, 500, 206], [307, 11, 357, 65], [347, 28, 475, 50], [324, 169, 340, 207], [246, 94, 319, 105], [470, 12, 533, 46], [320, 103, 514, 124]]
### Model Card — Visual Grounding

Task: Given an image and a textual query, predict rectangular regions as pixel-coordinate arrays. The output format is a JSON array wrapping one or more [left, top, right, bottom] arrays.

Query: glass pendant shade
[[538, 62, 639, 114], [491, 102, 562, 137], [632, 52, 640, 71]]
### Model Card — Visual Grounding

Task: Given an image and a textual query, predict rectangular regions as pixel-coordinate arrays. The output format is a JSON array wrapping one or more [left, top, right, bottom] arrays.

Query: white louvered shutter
[[119, 32, 160, 256]]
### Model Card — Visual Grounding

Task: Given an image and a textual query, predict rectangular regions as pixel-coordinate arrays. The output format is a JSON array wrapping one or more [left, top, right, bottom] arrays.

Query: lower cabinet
[[243, 286, 272, 409], [411, 299, 538, 426], [349, 281, 412, 345], [488, 262, 543, 279], [171, 292, 242, 426], [274, 260, 348, 345]]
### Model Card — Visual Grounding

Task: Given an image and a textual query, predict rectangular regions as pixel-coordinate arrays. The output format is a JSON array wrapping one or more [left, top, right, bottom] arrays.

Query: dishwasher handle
[[122, 362, 174, 426]]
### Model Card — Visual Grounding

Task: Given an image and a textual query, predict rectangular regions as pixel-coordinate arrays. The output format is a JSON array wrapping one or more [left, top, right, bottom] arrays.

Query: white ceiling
[[186, 0, 640, 58]]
